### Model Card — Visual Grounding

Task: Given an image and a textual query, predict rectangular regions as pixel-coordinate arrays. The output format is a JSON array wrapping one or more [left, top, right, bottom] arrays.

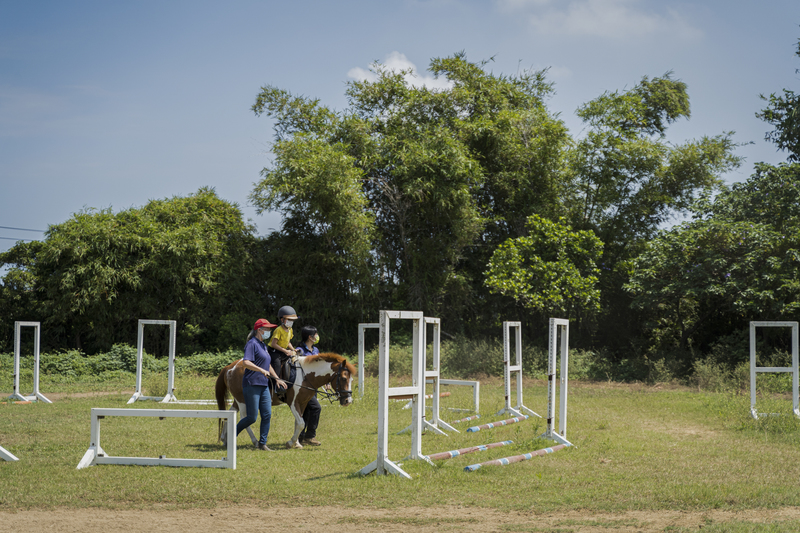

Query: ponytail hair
[[244, 329, 256, 349]]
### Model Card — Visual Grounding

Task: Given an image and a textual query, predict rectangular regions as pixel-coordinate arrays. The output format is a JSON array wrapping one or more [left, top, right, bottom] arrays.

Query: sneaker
[[257, 444, 272, 451], [301, 437, 321, 446]]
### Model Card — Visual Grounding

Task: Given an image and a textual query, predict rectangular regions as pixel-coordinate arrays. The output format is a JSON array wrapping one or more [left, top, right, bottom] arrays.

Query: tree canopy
[[0, 188, 261, 353]]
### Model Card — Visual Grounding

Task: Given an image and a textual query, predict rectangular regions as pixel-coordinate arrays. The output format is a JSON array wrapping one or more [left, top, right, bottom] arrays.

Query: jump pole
[[128, 320, 178, 404], [428, 440, 513, 461], [359, 310, 431, 479], [1, 445, 19, 462], [750, 321, 800, 419], [453, 414, 481, 424], [9, 321, 51, 403], [467, 415, 528, 433], [464, 443, 570, 472], [540, 318, 572, 446], [357, 322, 379, 398]]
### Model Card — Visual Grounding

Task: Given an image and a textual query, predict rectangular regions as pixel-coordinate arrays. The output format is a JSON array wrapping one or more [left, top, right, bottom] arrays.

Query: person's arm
[[241, 359, 287, 390], [267, 365, 287, 390], [271, 329, 296, 356]]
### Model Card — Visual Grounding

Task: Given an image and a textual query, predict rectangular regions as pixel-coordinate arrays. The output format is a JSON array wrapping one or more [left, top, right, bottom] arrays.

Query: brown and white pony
[[215, 352, 356, 449]]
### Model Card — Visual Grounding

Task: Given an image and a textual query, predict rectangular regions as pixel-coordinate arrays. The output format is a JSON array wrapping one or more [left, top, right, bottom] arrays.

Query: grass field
[[3, 373, 800, 531]]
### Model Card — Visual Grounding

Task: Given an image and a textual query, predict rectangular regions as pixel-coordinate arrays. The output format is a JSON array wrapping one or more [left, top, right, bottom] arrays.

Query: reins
[[268, 359, 351, 404]]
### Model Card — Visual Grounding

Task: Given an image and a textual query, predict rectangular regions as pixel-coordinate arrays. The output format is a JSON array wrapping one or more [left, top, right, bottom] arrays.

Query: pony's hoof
[[286, 440, 303, 449]]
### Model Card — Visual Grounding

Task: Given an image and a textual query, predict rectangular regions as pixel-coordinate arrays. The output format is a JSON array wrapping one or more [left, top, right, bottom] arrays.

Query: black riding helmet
[[278, 305, 298, 321]]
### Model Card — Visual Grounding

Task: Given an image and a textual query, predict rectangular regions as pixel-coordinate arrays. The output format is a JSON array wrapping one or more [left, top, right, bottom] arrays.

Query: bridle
[[329, 360, 353, 404], [281, 358, 352, 404]]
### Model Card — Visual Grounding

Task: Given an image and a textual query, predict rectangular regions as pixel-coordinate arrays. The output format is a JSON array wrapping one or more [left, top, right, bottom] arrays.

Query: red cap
[[253, 318, 278, 330]]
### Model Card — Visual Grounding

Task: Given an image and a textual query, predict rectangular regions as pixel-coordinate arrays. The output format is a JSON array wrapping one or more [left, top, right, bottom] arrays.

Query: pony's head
[[317, 352, 356, 406]]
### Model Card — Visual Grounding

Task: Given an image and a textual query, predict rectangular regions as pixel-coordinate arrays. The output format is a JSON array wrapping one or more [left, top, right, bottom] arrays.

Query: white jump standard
[[399, 316, 456, 435], [359, 310, 432, 479], [1, 445, 19, 462], [540, 318, 572, 446], [496, 321, 538, 418], [9, 321, 51, 403], [77, 408, 237, 470], [357, 322, 379, 398], [128, 319, 178, 404], [750, 321, 800, 419]]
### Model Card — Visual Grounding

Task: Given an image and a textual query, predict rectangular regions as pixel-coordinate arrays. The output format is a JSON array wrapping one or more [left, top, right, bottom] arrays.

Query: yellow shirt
[[272, 326, 293, 350]]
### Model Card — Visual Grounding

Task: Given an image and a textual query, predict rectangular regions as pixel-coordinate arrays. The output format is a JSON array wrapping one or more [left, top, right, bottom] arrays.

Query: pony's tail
[[215, 366, 230, 439]]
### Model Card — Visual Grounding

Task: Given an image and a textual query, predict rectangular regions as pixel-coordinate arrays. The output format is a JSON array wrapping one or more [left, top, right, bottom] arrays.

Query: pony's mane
[[306, 352, 357, 374]]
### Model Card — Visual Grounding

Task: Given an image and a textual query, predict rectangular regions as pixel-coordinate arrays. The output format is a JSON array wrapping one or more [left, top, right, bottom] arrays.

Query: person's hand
[[276, 378, 287, 391]]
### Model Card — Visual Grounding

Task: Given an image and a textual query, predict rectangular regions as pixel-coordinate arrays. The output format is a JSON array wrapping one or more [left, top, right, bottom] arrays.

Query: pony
[[215, 352, 356, 449]]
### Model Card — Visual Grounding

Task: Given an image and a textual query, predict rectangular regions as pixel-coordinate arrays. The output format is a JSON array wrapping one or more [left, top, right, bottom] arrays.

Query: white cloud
[[347, 51, 454, 90], [499, 0, 702, 41]]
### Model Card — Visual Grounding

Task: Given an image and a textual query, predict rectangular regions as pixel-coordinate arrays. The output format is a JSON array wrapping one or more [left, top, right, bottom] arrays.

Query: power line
[[0, 236, 38, 242], [0, 225, 45, 233]]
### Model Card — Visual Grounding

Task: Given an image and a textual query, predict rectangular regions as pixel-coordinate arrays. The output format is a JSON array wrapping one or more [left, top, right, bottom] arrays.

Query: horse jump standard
[[8, 321, 51, 403], [750, 321, 800, 419], [359, 310, 430, 479], [77, 408, 237, 470], [128, 320, 178, 404], [0, 445, 19, 462], [464, 443, 570, 472], [357, 322, 380, 398], [397, 316, 456, 436], [496, 321, 538, 418], [540, 318, 572, 446]]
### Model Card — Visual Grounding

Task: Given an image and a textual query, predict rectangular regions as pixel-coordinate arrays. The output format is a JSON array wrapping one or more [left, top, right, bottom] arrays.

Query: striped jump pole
[[428, 440, 513, 461], [464, 443, 570, 472], [466, 415, 528, 433], [453, 414, 481, 424]]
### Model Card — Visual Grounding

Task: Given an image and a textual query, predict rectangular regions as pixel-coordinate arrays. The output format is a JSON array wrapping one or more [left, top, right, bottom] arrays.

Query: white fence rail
[[77, 408, 236, 470]]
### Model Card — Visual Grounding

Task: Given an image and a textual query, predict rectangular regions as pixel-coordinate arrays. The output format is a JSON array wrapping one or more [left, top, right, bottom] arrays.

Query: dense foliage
[[0, 188, 264, 354], [1, 41, 798, 381]]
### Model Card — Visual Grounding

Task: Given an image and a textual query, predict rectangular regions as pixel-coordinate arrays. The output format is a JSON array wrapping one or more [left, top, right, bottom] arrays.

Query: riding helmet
[[278, 305, 298, 320]]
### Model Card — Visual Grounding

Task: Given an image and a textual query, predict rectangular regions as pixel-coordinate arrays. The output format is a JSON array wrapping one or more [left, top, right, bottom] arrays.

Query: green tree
[[484, 215, 602, 319], [0, 188, 260, 353], [625, 162, 800, 364], [568, 73, 741, 260], [251, 53, 570, 336], [565, 73, 741, 353], [757, 36, 800, 162]]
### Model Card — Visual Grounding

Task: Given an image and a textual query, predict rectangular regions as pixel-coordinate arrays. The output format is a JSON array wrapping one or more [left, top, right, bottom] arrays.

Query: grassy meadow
[[3, 361, 800, 532]]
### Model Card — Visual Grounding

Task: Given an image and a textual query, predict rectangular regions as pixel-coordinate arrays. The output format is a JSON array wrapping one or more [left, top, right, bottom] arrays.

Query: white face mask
[[260, 329, 271, 340], [285, 320, 294, 328]]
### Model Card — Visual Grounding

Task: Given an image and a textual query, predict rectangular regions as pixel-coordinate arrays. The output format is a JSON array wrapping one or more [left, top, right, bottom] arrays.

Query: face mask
[[313, 334, 320, 345], [260, 329, 271, 340], [285, 320, 294, 328]]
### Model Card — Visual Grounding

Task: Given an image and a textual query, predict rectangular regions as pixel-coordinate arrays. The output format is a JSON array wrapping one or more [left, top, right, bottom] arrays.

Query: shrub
[[176, 349, 240, 377], [40, 349, 87, 379]]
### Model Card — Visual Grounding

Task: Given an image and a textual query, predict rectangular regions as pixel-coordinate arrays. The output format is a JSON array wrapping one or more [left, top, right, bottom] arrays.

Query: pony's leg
[[220, 399, 240, 446], [285, 394, 306, 449]]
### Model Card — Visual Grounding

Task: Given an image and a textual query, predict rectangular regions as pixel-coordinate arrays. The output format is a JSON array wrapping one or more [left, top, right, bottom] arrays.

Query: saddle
[[270, 350, 297, 401]]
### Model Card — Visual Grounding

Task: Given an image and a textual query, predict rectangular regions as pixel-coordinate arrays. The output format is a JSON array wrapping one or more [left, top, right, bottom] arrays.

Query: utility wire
[[0, 225, 45, 232], [0, 236, 37, 242]]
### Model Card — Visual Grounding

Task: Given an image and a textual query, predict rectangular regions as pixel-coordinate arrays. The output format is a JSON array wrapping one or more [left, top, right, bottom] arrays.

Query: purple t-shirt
[[242, 336, 271, 387]]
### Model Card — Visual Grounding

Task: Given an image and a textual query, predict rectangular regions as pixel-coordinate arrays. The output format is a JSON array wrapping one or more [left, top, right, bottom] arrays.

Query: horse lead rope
[[267, 361, 348, 404]]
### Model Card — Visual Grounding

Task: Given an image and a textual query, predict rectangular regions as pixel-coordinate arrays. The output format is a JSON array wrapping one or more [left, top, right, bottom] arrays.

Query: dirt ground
[[2, 505, 800, 532]]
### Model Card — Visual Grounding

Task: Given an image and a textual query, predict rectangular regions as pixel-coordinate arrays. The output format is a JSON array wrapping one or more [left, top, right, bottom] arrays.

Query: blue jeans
[[236, 384, 272, 446]]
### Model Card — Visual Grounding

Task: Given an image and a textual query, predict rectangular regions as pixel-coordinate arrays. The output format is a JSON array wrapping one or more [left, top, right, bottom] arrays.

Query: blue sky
[[1, 0, 799, 252]]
